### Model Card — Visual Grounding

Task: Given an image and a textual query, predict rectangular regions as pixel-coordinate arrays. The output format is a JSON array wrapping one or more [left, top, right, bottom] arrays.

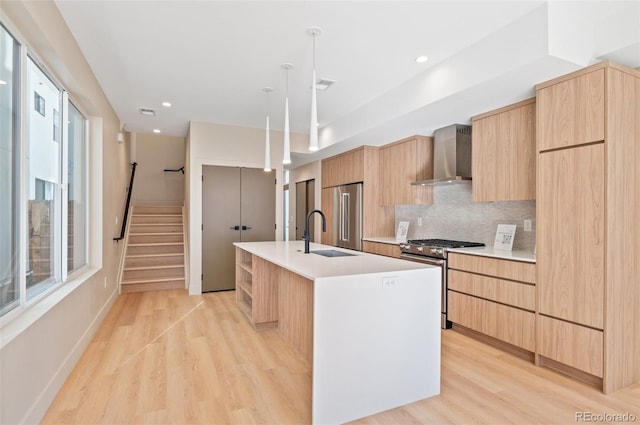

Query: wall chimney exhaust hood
[[412, 124, 472, 186]]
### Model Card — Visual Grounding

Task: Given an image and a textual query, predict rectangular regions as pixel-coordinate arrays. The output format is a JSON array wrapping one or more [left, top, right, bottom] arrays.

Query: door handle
[[241, 225, 252, 230], [230, 225, 240, 230]]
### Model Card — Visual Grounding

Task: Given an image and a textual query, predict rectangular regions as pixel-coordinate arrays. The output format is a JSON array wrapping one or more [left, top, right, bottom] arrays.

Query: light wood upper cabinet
[[472, 98, 536, 202], [378, 136, 433, 206], [537, 68, 605, 151], [321, 147, 364, 188]]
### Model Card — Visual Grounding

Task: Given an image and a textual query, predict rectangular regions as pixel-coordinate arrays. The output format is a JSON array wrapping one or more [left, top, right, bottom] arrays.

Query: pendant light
[[262, 87, 273, 172], [281, 63, 293, 164], [307, 27, 322, 152]]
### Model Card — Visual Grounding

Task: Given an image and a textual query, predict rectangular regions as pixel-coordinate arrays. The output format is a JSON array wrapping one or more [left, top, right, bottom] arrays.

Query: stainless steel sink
[[310, 249, 356, 257]]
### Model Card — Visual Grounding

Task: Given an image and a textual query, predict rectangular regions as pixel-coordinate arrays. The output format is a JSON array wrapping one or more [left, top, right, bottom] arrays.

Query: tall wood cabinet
[[535, 62, 640, 393], [378, 136, 433, 206], [471, 98, 536, 202]]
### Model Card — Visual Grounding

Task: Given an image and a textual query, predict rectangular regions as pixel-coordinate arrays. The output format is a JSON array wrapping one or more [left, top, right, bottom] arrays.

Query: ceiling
[[54, 1, 640, 167]]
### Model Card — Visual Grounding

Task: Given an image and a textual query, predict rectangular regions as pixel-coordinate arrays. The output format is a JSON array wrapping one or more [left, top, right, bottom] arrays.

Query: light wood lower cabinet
[[538, 315, 604, 378], [448, 270, 535, 311], [278, 268, 314, 364], [362, 241, 400, 258], [235, 247, 313, 363], [448, 291, 535, 352], [448, 253, 535, 284], [448, 253, 536, 352]]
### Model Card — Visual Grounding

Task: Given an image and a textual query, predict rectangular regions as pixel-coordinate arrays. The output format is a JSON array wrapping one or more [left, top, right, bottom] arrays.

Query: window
[[26, 58, 62, 299], [34, 91, 45, 116], [0, 25, 90, 318], [0, 24, 20, 316], [53, 108, 60, 142], [67, 103, 87, 273]]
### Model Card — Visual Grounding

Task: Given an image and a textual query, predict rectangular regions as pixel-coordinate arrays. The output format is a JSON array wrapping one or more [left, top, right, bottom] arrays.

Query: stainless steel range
[[400, 239, 485, 329]]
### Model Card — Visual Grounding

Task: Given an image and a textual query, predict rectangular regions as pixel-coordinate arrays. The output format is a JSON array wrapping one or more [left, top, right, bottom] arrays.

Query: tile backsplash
[[395, 183, 536, 251]]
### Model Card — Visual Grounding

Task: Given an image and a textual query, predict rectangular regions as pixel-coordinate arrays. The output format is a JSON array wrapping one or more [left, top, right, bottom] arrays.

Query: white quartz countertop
[[234, 241, 431, 280], [362, 237, 400, 245], [447, 246, 536, 263]]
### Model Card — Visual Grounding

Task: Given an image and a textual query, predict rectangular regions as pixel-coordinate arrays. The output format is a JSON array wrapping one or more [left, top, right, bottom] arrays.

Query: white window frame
[[0, 17, 98, 330]]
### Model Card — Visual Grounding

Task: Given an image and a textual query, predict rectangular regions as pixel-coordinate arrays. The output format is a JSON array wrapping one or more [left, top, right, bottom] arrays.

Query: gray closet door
[[240, 167, 275, 242], [202, 166, 275, 292]]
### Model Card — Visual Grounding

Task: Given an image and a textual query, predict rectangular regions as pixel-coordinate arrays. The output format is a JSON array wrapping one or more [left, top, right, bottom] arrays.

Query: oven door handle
[[400, 254, 445, 267]]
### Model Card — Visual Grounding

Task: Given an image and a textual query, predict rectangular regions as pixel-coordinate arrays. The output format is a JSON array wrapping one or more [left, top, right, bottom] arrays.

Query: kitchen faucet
[[304, 209, 326, 253]]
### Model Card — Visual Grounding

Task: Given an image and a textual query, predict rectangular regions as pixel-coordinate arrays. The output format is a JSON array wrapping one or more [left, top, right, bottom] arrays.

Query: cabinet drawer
[[448, 253, 535, 284], [362, 241, 401, 258], [448, 270, 535, 311], [448, 291, 535, 351], [538, 315, 603, 378]]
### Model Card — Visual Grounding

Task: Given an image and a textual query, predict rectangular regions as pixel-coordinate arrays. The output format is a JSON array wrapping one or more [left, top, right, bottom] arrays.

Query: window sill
[[0, 266, 102, 350]]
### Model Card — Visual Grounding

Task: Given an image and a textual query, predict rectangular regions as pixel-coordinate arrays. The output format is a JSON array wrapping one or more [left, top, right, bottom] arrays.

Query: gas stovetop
[[400, 238, 485, 258]]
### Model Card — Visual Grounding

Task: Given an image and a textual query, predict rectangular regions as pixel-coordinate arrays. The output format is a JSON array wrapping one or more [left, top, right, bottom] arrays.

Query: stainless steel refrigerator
[[333, 183, 363, 251]]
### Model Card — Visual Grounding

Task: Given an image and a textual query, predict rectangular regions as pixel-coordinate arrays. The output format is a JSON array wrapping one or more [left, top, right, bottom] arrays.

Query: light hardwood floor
[[42, 289, 640, 424]]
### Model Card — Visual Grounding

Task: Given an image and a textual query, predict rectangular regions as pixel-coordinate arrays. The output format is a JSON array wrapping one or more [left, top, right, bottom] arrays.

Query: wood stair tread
[[133, 214, 182, 217], [121, 277, 185, 285], [126, 253, 184, 258], [128, 242, 184, 246], [124, 264, 184, 271], [130, 232, 183, 235]]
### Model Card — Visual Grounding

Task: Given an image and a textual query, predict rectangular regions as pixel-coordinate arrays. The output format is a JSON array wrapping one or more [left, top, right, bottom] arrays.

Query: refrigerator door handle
[[341, 192, 350, 242]]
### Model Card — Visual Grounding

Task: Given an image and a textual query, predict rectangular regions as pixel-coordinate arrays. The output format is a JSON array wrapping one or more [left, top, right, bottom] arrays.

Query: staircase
[[121, 206, 186, 293]]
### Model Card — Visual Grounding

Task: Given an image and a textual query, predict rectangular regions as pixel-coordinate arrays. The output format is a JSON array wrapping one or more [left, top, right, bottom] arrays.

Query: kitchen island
[[233, 240, 441, 424]]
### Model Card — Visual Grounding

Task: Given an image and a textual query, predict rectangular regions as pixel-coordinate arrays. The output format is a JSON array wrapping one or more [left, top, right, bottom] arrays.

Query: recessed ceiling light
[[153, 129, 161, 134], [162, 101, 171, 107], [415, 56, 429, 64]]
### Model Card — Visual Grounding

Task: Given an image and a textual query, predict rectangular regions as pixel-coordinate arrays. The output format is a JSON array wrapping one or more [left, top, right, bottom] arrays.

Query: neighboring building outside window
[[34, 91, 45, 116]]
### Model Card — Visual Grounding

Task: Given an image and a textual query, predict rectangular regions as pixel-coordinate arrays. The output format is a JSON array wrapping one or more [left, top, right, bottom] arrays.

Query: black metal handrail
[[114, 162, 137, 242], [163, 166, 184, 174]]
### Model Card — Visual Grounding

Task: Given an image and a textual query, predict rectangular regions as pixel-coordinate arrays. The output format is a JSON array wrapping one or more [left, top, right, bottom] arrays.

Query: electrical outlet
[[382, 276, 398, 288], [524, 219, 532, 232], [417, 217, 423, 227]]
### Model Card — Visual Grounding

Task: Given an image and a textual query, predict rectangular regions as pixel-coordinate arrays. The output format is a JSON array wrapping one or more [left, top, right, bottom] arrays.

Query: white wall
[[0, 2, 128, 423], [131, 132, 185, 206], [185, 121, 307, 295]]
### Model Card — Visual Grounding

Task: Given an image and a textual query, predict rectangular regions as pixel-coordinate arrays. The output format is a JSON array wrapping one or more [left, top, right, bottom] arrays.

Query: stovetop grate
[[406, 239, 485, 248]]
